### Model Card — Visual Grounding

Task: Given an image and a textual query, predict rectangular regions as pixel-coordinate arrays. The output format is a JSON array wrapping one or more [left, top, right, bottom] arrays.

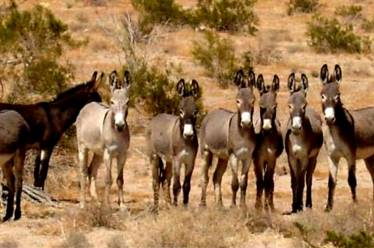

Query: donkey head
[[234, 69, 256, 128], [320, 64, 343, 124], [287, 73, 309, 135], [108, 70, 131, 132], [76, 71, 103, 103], [177, 79, 200, 139], [256, 74, 280, 131]]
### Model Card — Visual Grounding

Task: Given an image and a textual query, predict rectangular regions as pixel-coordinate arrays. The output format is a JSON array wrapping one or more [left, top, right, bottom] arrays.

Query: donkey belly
[[352, 108, 374, 159], [149, 114, 177, 159]]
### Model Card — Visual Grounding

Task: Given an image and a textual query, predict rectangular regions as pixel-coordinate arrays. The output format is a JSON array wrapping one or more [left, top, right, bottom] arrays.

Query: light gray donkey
[[200, 69, 256, 208], [149, 79, 200, 210], [76, 70, 131, 208], [0, 110, 29, 221]]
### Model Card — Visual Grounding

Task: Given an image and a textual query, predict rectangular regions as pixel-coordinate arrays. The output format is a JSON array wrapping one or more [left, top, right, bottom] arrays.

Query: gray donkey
[[200, 69, 256, 208], [253, 74, 283, 211], [76, 70, 131, 208], [320, 64, 374, 211], [285, 73, 323, 213], [0, 110, 29, 221], [149, 79, 199, 210]]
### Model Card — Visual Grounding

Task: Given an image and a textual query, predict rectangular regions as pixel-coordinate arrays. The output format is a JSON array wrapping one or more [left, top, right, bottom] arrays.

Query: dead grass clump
[[58, 232, 92, 248], [107, 235, 129, 248], [0, 239, 19, 248]]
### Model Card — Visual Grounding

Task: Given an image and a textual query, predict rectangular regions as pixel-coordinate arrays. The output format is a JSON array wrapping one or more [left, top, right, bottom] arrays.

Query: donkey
[[0, 71, 103, 190], [320, 64, 374, 211], [253, 74, 283, 211], [200, 69, 256, 208], [149, 79, 199, 209], [76, 70, 130, 208], [285, 73, 323, 213], [0, 110, 29, 221]]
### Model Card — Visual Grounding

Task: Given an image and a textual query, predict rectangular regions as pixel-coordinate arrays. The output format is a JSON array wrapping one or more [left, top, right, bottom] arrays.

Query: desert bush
[[192, 31, 236, 88], [287, 0, 319, 15], [107, 235, 128, 248], [335, 5, 363, 19], [193, 0, 258, 33], [325, 230, 374, 248], [0, 2, 80, 102], [307, 15, 371, 53], [59, 232, 92, 248], [362, 18, 374, 32]]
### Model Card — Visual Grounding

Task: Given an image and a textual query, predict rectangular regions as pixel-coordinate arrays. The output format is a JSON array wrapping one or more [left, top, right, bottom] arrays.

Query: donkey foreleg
[[364, 156, 374, 201], [213, 159, 228, 208], [78, 146, 89, 208], [347, 159, 357, 203], [253, 158, 264, 209], [14, 149, 25, 220], [172, 159, 181, 206], [183, 160, 195, 207], [200, 150, 212, 207], [162, 161, 172, 206], [239, 159, 251, 208], [103, 150, 113, 207], [88, 154, 102, 201], [306, 156, 317, 209], [230, 155, 239, 207], [116, 154, 127, 209], [264, 160, 276, 211], [38, 148, 53, 190], [151, 155, 161, 210], [33, 150, 41, 188], [325, 156, 340, 212]]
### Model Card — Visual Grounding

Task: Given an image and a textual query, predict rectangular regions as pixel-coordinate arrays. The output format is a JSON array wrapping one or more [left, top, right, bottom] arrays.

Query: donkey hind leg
[[364, 155, 374, 201], [14, 149, 25, 220], [33, 149, 41, 188], [2, 160, 15, 221], [78, 146, 89, 208], [116, 154, 127, 209], [239, 159, 251, 208], [295, 159, 308, 213], [325, 156, 340, 212], [306, 156, 317, 209], [183, 160, 195, 207], [151, 155, 162, 210], [347, 158, 357, 203], [230, 154, 239, 207], [88, 154, 102, 202], [103, 150, 113, 207], [253, 157, 264, 209], [213, 159, 228, 208], [288, 156, 298, 213], [39, 148, 53, 190], [264, 160, 276, 211], [172, 159, 182, 206], [200, 150, 213, 207], [162, 161, 172, 206]]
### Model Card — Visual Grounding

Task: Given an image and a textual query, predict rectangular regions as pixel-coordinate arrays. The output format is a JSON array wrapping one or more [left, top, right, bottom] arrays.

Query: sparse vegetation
[[192, 31, 236, 88], [362, 17, 374, 32], [287, 0, 319, 15], [335, 5, 363, 20], [59, 232, 92, 248], [307, 15, 371, 53], [325, 231, 374, 248]]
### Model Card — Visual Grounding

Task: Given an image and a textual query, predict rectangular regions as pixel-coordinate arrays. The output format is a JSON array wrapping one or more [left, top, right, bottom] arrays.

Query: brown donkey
[[253, 74, 283, 210], [320, 64, 374, 211], [149, 79, 200, 210], [200, 69, 256, 208], [285, 73, 323, 213]]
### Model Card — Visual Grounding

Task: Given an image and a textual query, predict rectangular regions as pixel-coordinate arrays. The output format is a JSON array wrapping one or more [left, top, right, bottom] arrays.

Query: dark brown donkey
[[320, 64, 374, 211], [0, 72, 103, 189], [285, 73, 323, 213], [253, 74, 283, 210]]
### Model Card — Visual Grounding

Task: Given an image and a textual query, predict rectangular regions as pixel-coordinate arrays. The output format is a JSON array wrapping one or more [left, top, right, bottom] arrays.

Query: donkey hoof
[[2, 214, 12, 222], [14, 210, 21, 221], [324, 206, 332, 212]]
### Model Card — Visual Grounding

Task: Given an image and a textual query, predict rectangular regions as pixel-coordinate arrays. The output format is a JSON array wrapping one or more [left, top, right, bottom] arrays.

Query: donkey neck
[[329, 104, 354, 130], [176, 117, 198, 145]]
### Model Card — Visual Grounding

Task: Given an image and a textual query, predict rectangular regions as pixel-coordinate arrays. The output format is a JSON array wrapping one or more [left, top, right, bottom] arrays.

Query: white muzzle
[[241, 112, 252, 126], [262, 119, 272, 130], [324, 107, 335, 120], [183, 124, 194, 137], [292, 116, 302, 129], [114, 112, 125, 127]]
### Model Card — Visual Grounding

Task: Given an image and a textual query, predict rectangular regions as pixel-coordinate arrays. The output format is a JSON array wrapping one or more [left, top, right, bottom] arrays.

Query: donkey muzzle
[[324, 107, 336, 124], [183, 124, 194, 138], [114, 113, 125, 131], [291, 116, 302, 133], [241, 112, 252, 127], [262, 119, 272, 130]]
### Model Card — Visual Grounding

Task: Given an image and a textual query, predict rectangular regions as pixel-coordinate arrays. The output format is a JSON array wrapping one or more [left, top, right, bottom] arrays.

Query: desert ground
[[1, 0, 374, 247]]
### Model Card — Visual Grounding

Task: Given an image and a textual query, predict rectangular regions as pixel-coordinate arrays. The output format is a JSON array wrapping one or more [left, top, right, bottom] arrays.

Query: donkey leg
[[172, 160, 182, 206], [103, 150, 113, 207], [213, 159, 228, 207], [325, 156, 340, 212], [116, 154, 127, 209], [78, 146, 89, 208], [39, 148, 53, 190], [200, 150, 212, 207], [239, 159, 251, 208], [253, 158, 264, 210], [295, 169, 306, 212], [162, 161, 172, 206], [88, 154, 102, 201], [306, 156, 317, 209], [14, 149, 25, 220], [347, 159, 357, 203], [288, 157, 298, 213], [364, 155, 374, 201], [264, 160, 276, 211], [2, 161, 15, 222], [151, 154, 161, 210], [183, 160, 195, 207], [33, 149, 41, 187], [229, 154, 239, 207]]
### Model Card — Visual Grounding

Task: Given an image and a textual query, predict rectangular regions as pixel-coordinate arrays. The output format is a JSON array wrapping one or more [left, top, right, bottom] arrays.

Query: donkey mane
[[52, 82, 91, 103]]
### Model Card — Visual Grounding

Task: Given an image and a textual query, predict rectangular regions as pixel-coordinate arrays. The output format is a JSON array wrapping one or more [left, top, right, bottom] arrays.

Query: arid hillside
[[0, 0, 374, 247]]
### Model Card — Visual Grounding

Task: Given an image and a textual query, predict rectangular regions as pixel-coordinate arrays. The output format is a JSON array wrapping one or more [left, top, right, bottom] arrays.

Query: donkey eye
[[288, 104, 293, 110], [236, 99, 241, 105], [321, 94, 327, 102], [110, 100, 114, 105]]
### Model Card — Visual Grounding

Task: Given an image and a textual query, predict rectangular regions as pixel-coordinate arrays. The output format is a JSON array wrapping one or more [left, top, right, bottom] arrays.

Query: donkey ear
[[287, 73, 296, 92], [272, 74, 280, 92], [248, 70, 256, 88], [191, 79, 200, 98], [94, 72, 105, 89], [234, 69, 244, 88], [109, 70, 118, 92], [90, 71, 98, 83], [176, 79, 186, 97], [256, 74, 265, 93], [124, 70, 131, 89], [335, 64, 342, 83], [320, 64, 329, 84], [301, 73, 309, 93]]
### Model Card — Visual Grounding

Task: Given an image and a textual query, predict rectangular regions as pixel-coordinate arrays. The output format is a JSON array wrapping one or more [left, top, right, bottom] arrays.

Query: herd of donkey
[[0, 63, 373, 222]]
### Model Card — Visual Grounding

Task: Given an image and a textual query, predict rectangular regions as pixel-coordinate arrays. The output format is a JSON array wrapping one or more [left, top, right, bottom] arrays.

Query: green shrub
[[192, 31, 236, 88], [307, 15, 371, 53], [194, 0, 258, 33], [287, 0, 319, 15], [362, 18, 374, 32], [0, 2, 80, 102], [335, 5, 363, 19], [325, 230, 374, 248]]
